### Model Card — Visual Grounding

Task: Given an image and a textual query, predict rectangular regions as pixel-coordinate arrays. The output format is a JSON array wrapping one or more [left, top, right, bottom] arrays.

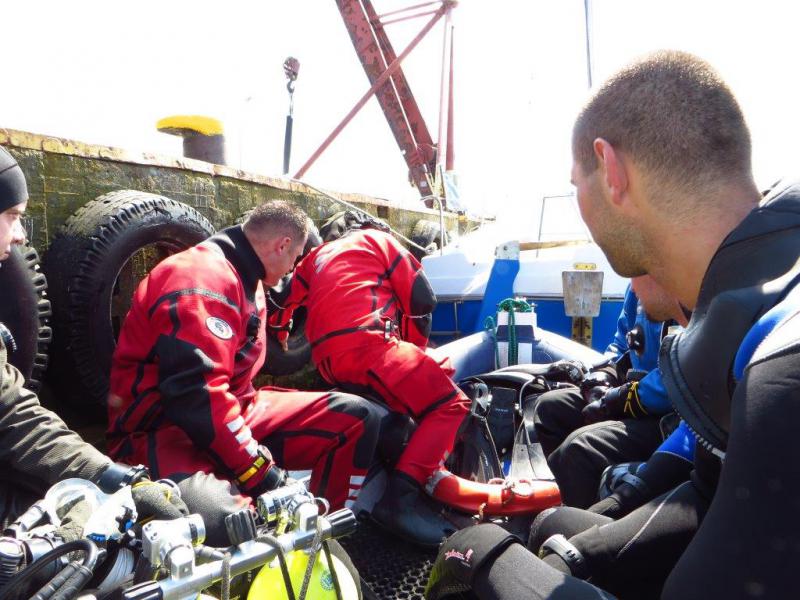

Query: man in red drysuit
[[107, 201, 381, 542], [271, 219, 470, 547]]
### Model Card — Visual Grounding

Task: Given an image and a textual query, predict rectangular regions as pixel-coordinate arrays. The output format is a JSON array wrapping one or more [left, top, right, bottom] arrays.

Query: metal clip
[[384, 319, 393, 341]]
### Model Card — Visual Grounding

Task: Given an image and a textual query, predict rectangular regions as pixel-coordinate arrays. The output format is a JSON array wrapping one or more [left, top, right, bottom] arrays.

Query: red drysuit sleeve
[[267, 262, 312, 347]]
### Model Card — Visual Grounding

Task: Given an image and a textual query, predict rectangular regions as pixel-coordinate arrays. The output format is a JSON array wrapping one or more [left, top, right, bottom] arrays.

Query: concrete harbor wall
[[0, 127, 476, 252]]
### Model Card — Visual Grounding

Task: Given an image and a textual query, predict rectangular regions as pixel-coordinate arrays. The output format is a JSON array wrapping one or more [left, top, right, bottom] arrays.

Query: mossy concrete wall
[[0, 128, 477, 253]]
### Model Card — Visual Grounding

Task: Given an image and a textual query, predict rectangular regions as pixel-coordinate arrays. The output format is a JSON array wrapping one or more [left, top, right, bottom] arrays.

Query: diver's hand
[[543, 360, 587, 384], [54, 498, 93, 543], [132, 479, 189, 525], [581, 384, 626, 423], [582, 382, 646, 424], [579, 370, 618, 404]]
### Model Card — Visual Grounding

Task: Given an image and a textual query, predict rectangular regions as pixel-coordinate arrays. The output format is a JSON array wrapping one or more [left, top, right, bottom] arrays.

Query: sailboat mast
[[584, 0, 594, 88]]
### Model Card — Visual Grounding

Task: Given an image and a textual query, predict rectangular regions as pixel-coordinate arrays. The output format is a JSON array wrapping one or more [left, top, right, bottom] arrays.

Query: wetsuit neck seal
[[660, 181, 800, 455], [206, 225, 266, 299]]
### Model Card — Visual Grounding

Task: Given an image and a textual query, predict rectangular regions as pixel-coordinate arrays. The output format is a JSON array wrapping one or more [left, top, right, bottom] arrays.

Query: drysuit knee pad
[[426, 524, 522, 599]]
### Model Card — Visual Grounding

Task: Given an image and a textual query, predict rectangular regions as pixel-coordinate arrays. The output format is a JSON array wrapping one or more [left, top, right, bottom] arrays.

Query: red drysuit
[[107, 226, 379, 509], [272, 228, 470, 485]]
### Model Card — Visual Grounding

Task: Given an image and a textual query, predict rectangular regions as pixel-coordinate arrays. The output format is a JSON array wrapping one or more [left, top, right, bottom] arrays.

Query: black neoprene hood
[[0, 146, 28, 213]]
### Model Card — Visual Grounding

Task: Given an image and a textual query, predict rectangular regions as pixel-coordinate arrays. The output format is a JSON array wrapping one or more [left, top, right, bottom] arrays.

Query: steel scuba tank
[[247, 546, 360, 600]]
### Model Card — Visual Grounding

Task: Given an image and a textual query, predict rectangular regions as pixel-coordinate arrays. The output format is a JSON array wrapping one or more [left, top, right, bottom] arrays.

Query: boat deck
[[340, 520, 437, 600]]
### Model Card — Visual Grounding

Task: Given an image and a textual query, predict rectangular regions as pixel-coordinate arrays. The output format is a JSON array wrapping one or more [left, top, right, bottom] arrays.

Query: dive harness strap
[[619, 472, 650, 498], [539, 534, 590, 580]]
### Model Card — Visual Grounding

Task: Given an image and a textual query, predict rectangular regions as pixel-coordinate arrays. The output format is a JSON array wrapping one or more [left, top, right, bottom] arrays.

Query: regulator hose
[[1, 539, 99, 600]]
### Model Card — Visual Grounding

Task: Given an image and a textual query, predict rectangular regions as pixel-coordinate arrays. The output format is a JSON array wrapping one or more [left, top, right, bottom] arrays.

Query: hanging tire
[[43, 190, 216, 410], [0, 244, 52, 391], [238, 209, 323, 376], [409, 218, 448, 261]]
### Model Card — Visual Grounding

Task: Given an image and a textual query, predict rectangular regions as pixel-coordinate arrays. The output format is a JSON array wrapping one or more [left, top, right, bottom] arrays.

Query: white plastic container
[[496, 306, 537, 367]]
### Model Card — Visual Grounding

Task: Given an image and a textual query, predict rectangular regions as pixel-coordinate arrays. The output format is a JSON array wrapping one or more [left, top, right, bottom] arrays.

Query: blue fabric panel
[[652, 420, 696, 463]]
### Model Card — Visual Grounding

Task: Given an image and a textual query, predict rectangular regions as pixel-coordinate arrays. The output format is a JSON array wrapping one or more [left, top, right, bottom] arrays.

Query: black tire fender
[[0, 244, 52, 391], [409, 218, 448, 261], [43, 190, 216, 409]]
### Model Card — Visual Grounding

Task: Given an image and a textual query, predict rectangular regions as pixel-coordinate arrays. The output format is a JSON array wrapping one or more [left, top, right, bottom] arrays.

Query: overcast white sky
[[3, 1, 800, 229]]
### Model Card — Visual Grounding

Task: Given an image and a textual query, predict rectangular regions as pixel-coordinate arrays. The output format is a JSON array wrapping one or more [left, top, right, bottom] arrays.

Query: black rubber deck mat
[[339, 519, 437, 600]]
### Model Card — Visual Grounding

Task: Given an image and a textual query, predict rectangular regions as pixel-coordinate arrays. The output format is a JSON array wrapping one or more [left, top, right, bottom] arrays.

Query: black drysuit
[[430, 182, 800, 599]]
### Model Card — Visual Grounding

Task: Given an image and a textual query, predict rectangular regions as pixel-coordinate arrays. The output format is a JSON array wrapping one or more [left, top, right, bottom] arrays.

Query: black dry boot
[[371, 471, 456, 548]]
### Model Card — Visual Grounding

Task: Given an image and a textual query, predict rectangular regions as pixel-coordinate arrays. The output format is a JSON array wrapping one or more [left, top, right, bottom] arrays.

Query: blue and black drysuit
[[605, 285, 669, 414], [533, 285, 673, 508], [428, 180, 800, 600], [584, 416, 697, 519]]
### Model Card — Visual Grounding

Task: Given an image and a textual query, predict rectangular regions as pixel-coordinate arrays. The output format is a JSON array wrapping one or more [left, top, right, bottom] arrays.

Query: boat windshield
[[442, 192, 591, 261]]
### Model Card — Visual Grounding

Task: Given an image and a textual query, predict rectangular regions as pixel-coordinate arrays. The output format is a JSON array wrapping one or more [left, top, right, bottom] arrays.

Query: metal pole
[[380, 9, 440, 26], [283, 57, 300, 175], [436, 9, 452, 173], [583, 0, 594, 88], [375, 1, 441, 20], [283, 100, 294, 175], [445, 24, 455, 172], [283, 102, 294, 175], [294, 5, 447, 181]]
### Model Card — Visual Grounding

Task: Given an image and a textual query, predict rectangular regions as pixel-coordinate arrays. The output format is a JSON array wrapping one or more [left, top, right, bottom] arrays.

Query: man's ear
[[276, 236, 292, 254], [593, 138, 629, 205]]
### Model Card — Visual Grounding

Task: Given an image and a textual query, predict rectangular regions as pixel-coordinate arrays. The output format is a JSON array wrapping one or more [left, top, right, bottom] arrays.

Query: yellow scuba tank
[[247, 543, 360, 600]]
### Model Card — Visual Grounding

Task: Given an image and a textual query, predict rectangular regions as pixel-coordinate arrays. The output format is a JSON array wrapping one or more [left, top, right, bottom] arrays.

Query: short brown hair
[[573, 50, 752, 195], [243, 200, 308, 242]]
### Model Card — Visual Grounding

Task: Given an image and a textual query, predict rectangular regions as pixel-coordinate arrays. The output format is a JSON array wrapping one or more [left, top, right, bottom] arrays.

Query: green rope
[[484, 315, 500, 370], [496, 298, 533, 367], [497, 298, 533, 313]]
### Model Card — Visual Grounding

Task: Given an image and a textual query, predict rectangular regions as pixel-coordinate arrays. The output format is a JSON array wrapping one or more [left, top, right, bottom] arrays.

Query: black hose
[[33, 561, 95, 600], [0, 539, 99, 599], [49, 564, 95, 600], [131, 554, 156, 585], [31, 562, 81, 599]]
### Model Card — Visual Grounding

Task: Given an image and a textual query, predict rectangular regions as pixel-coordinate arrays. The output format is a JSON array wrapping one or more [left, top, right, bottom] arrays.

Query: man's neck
[[645, 185, 759, 310]]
